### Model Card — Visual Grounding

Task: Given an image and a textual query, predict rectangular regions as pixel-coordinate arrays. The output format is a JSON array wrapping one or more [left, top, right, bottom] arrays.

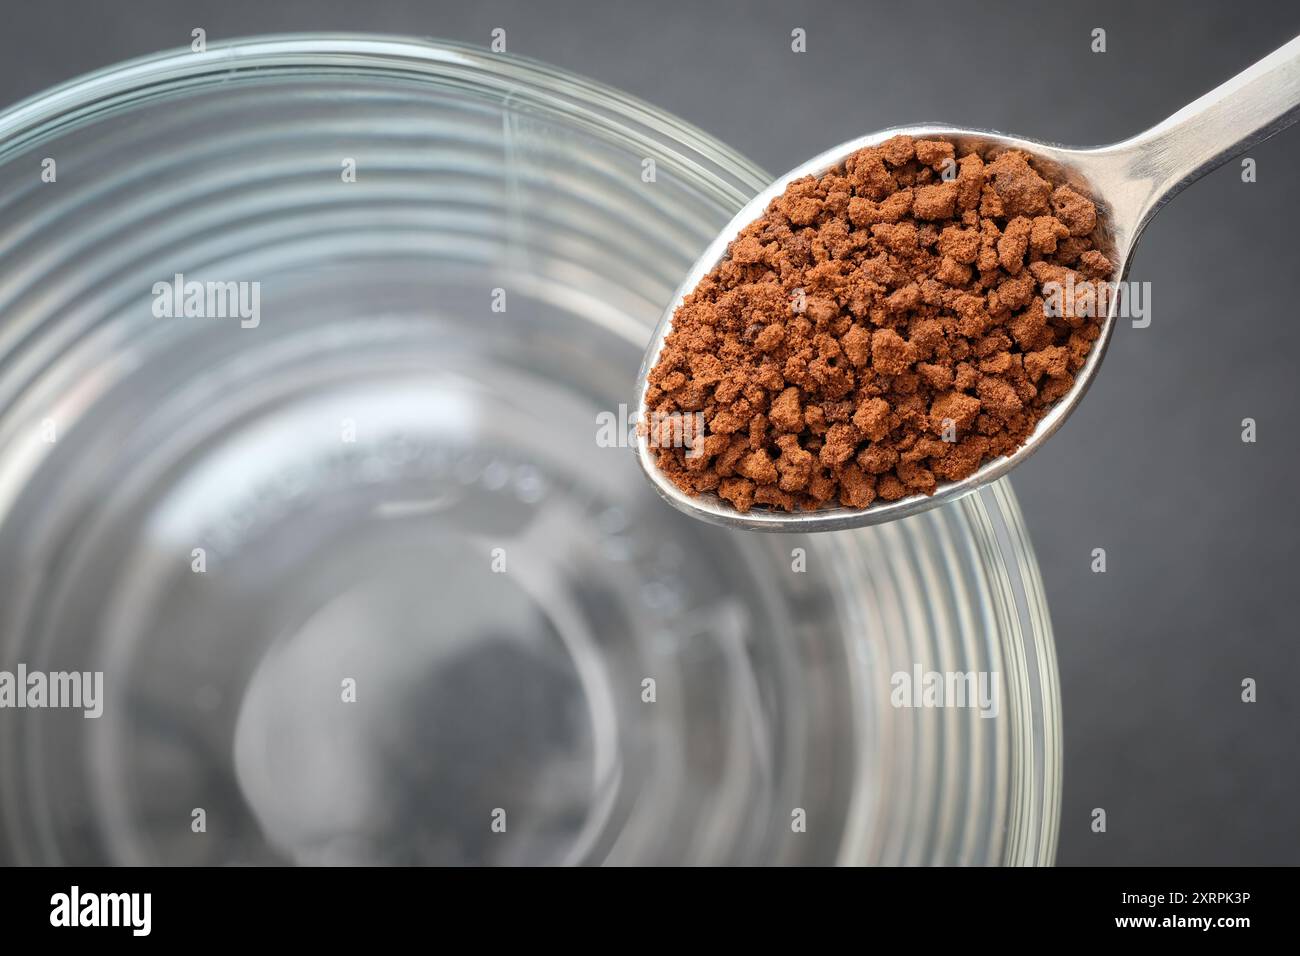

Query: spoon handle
[[1097, 34, 1300, 241]]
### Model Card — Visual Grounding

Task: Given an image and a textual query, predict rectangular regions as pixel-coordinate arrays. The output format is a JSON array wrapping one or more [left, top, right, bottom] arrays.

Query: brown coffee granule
[[645, 135, 1111, 513]]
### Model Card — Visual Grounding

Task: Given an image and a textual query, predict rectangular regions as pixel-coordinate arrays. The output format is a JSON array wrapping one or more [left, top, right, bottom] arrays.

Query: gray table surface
[[3, 0, 1296, 865]]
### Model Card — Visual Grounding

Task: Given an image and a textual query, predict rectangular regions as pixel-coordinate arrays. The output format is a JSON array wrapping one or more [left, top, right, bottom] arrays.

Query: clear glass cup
[[0, 35, 1060, 865]]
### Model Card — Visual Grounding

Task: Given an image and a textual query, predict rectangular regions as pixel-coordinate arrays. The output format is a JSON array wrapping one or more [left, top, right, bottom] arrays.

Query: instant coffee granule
[[644, 135, 1112, 513]]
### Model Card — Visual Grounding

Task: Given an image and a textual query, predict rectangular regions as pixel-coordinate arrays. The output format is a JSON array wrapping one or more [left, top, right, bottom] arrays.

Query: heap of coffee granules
[[644, 135, 1111, 513]]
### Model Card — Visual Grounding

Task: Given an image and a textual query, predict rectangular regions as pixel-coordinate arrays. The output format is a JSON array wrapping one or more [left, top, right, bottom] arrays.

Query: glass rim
[[0, 32, 772, 201]]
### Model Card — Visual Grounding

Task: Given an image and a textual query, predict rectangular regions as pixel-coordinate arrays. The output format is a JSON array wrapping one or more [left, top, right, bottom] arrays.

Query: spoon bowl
[[636, 37, 1300, 532]]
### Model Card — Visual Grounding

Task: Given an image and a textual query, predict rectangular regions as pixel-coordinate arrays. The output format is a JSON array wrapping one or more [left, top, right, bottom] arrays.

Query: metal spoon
[[635, 35, 1300, 532]]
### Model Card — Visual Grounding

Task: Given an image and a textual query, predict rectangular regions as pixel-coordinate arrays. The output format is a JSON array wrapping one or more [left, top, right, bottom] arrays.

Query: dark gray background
[[3, 0, 1296, 865]]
